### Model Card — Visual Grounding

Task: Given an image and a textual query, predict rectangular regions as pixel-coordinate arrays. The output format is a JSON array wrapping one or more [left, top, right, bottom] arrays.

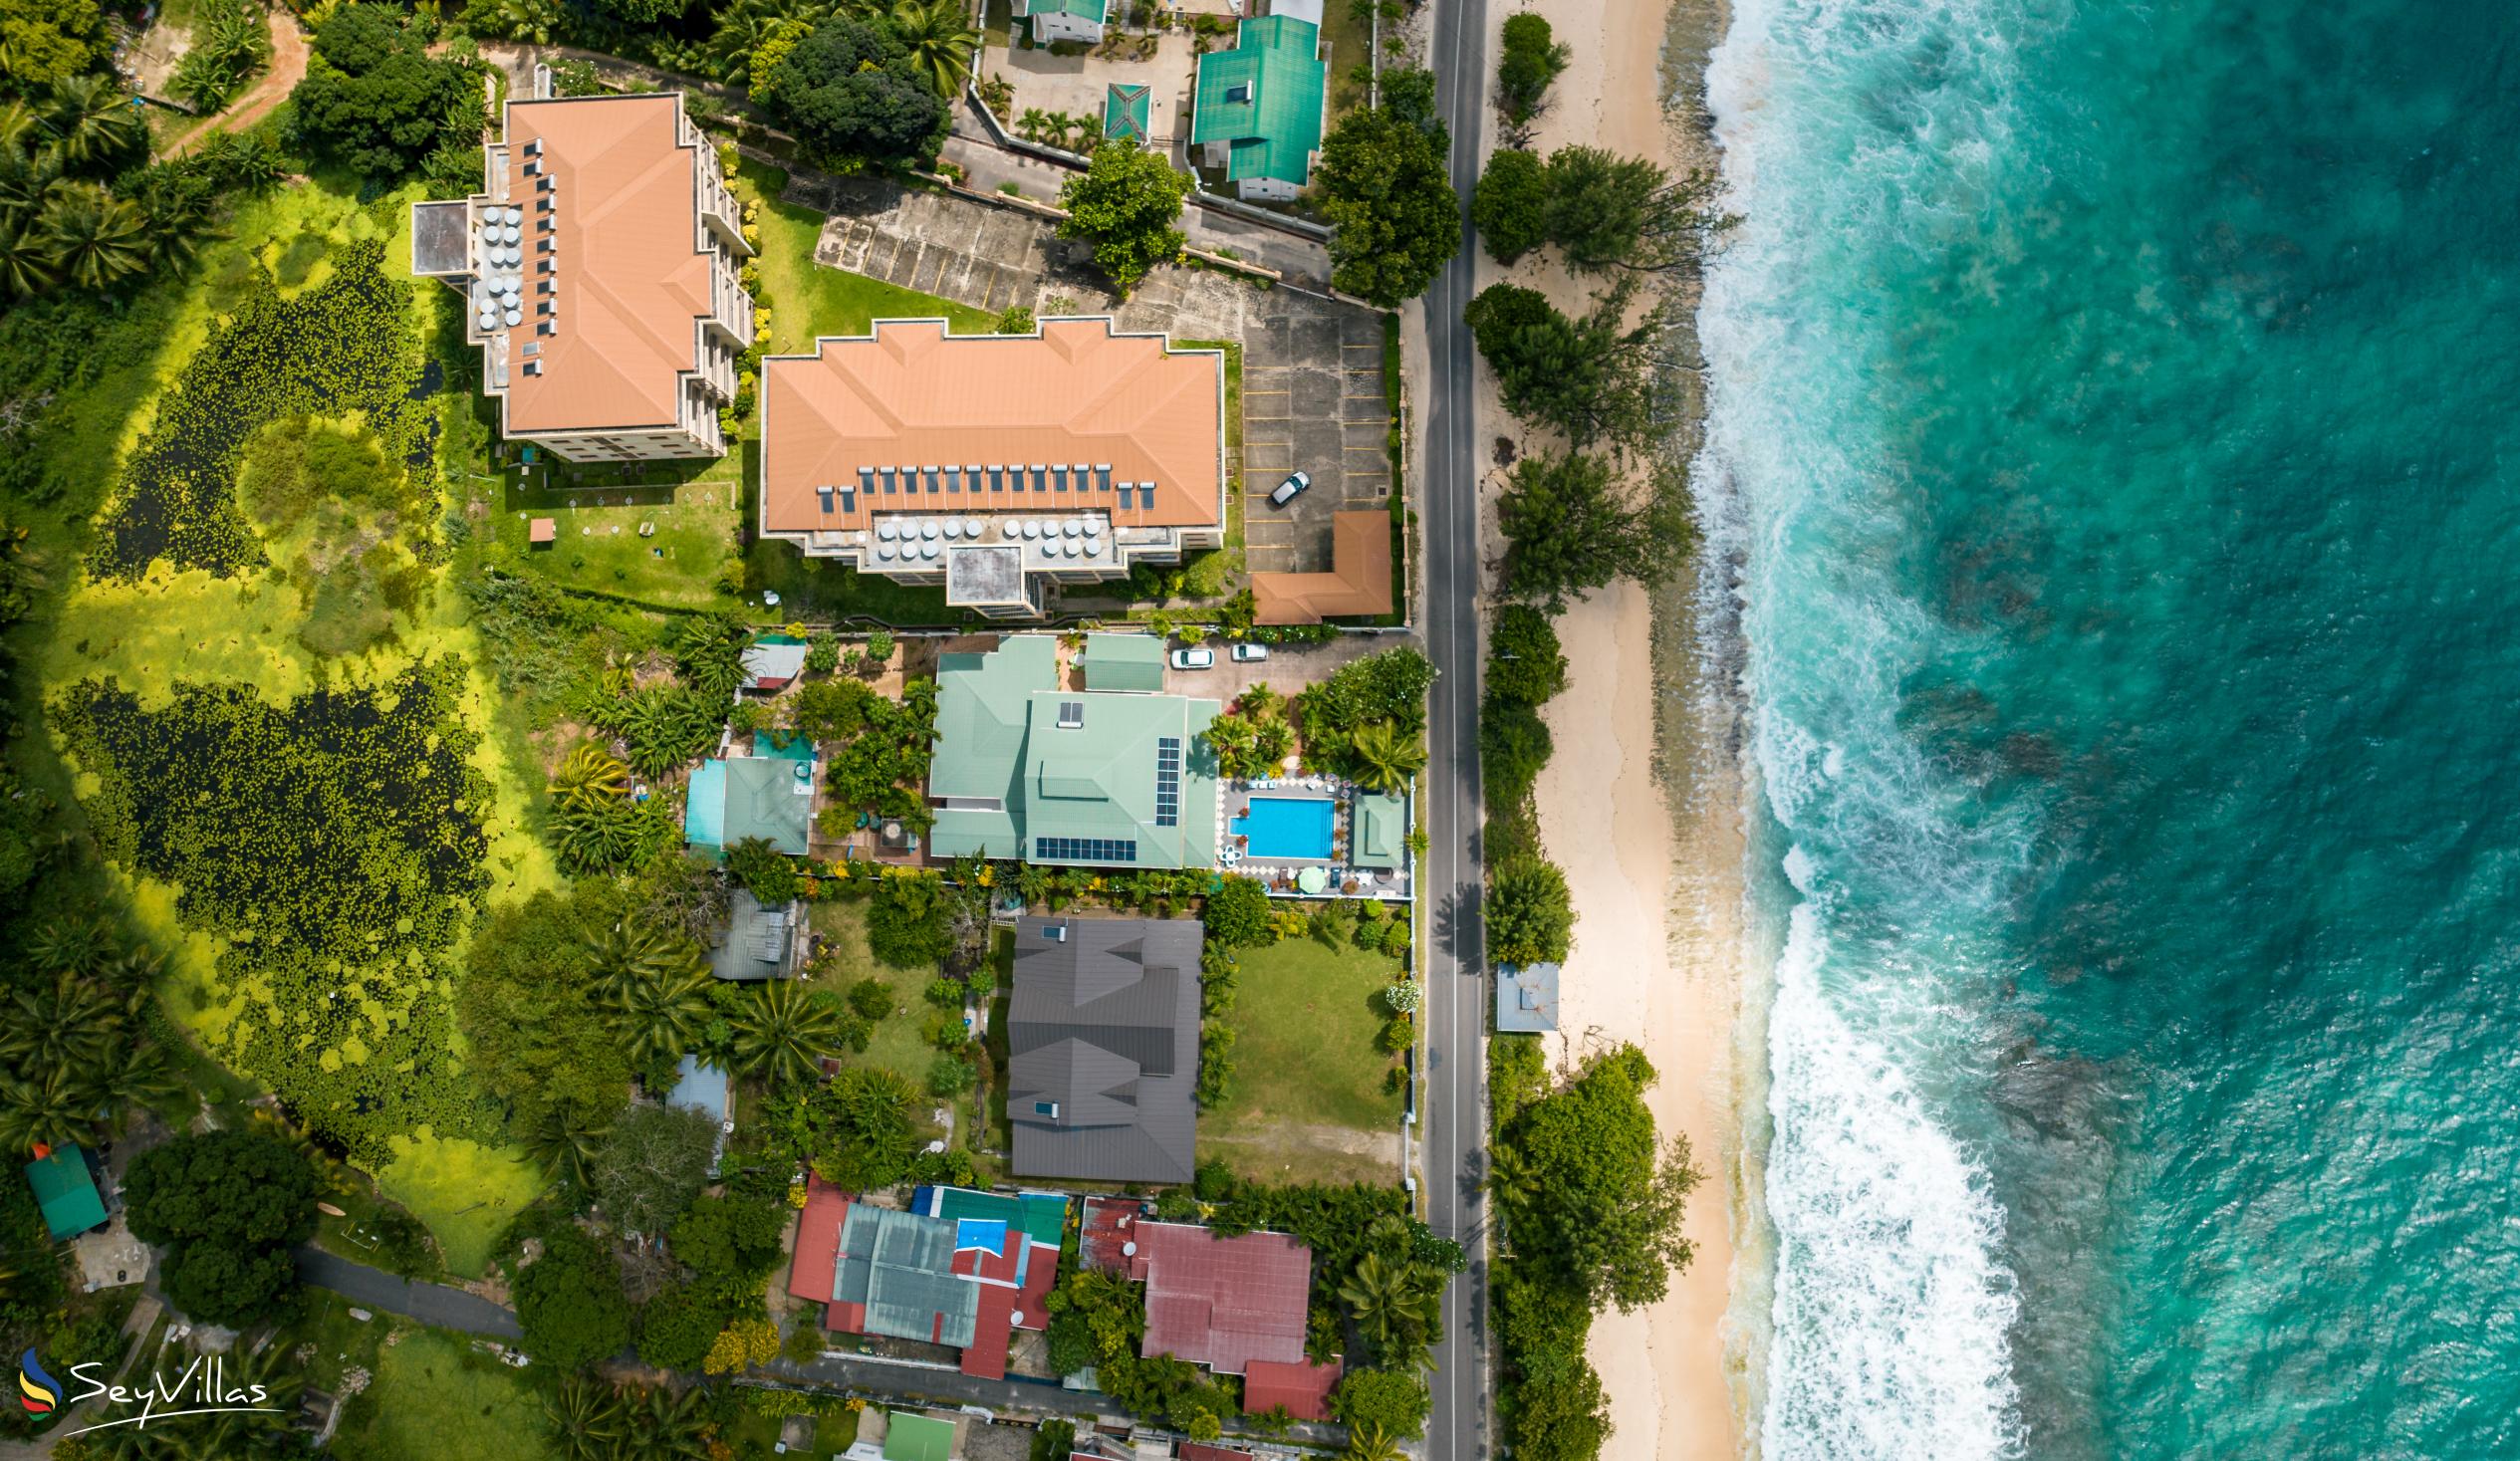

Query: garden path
[[165, 9, 310, 158]]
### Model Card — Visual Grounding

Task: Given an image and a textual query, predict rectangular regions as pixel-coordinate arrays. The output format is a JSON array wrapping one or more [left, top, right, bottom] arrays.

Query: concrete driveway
[[1163, 631, 1414, 702], [1240, 307, 1390, 575]]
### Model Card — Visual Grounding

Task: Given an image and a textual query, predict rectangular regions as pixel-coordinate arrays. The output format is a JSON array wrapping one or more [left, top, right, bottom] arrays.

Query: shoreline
[[1505, 0, 1759, 1456]]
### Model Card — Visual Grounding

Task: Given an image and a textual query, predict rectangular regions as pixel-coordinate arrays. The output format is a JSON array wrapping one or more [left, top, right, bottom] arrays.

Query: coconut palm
[[1337, 1250, 1444, 1369], [1485, 1140, 1540, 1229], [0, 102, 36, 157], [617, 958, 716, 1067], [0, 972, 122, 1076], [40, 182, 146, 291], [705, 0, 834, 86], [0, 1065, 101, 1155], [1342, 1424, 1400, 1461], [0, 221, 51, 299], [40, 77, 145, 176], [524, 1100, 613, 1192], [610, 1382, 711, 1461], [23, 917, 107, 974], [584, 920, 708, 1005], [1348, 719, 1427, 793], [547, 1374, 629, 1461], [889, 0, 978, 98], [730, 977, 844, 1089]]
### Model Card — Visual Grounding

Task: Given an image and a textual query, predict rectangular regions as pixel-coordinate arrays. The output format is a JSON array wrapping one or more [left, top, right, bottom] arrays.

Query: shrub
[[1488, 855, 1574, 966], [636, 1287, 723, 1370], [725, 836, 802, 904], [514, 1227, 631, 1370], [869, 873, 955, 967], [848, 977, 896, 1022], [1200, 874, 1274, 948], [1496, 13, 1571, 124], [1334, 1368, 1431, 1441], [927, 1054, 976, 1096], [1474, 146, 1550, 264], [1488, 604, 1571, 706]]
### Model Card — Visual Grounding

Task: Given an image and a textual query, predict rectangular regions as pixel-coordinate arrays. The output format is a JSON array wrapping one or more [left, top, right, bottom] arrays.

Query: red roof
[[1081, 1196, 1146, 1273], [1180, 1445, 1260, 1461], [789, 1181, 851, 1305], [1242, 1357, 1342, 1421], [1130, 1222, 1313, 1375]]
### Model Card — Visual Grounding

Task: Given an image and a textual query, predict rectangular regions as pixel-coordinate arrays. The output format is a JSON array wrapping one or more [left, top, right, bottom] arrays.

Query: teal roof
[[688, 754, 815, 856], [1351, 792, 1407, 869], [932, 1186, 1068, 1246], [1084, 633, 1166, 692], [24, 1147, 104, 1240], [884, 1412, 958, 1461], [1190, 15, 1326, 186], [1104, 83, 1150, 141], [1023, 0, 1106, 21], [927, 635, 1220, 868], [835, 1206, 979, 1348]]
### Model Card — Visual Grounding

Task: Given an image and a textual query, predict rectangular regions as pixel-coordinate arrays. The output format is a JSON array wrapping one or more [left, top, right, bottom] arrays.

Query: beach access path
[[1418, 0, 1498, 1458]]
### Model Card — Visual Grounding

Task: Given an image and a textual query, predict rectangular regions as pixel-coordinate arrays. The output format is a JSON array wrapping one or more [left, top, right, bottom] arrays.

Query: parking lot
[[1236, 308, 1391, 574]]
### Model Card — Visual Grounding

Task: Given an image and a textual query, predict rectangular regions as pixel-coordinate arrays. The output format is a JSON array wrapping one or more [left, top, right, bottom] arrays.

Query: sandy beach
[[1485, 0, 1758, 1454]]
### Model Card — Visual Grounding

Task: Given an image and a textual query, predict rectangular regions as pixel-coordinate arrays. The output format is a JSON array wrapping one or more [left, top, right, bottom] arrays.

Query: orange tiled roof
[[1251, 510, 1391, 623], [496, 95, 717, 432], [760, 319, 1224, 535]]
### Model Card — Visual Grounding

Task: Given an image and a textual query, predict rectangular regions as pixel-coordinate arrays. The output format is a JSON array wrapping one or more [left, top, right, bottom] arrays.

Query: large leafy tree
[[1542, 144, 1736, 276], [1502, 1045, 1700, 1313], [1495, 13, 1570, 126], [514, 1226, 633, 1370], [766, 15, 949, 168], [1464, 278, 1665, 449], [1331, 1367, 1433, 1442], [1486, 853, 1573, 966], [590, 1103, 717, 1237], [124, 1130, 320, 1327], [457, 889, 633, 1139], [1200, 874, 1273, 949], [1496, 449, 1674, 608], [37, 75, 143, 175], [1472, 146, 1549, 265], [0, 0, 109, 95], [287, 4, 483, 181], [1486, 604, 1569, 707], [1057, 140, 1189, 293], [1315, 103, 1459, 307]]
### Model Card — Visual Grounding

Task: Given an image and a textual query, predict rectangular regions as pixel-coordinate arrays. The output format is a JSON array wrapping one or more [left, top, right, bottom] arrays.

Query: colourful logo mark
[[18, 1350, 58, 1415]]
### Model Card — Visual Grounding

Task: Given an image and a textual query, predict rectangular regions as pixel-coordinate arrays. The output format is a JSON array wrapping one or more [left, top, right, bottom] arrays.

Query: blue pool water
[[1232, 796, 1335, 860]]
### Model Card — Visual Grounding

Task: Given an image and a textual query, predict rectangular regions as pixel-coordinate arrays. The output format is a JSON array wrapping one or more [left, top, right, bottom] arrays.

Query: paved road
[[1418, 0, 1495, 1454], [295, 1248, 523, 1340]]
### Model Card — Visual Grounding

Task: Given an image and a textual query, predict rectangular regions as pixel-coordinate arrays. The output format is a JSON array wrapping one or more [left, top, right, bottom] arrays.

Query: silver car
[[1268, 470, 1312, 507]]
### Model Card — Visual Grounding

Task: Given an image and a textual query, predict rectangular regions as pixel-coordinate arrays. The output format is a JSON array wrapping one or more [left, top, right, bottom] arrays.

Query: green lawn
[[735, 159, 997, 354], [810, 898, 950, 1091], [1202, 932, 1406, 1183], [485, 457, 745, 609], [329, 1326, 557, 1461], [1322, 0, 1377, 118]]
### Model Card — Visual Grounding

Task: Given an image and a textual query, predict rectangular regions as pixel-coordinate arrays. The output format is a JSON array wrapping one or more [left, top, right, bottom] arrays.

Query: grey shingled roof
[[1007, 915, 1202, 1184]]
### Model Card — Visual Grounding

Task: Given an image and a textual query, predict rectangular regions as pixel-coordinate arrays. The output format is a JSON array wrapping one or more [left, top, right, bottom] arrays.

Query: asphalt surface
[[295, 1248, 524, 1340], [1418, 0, 1495, 1454]]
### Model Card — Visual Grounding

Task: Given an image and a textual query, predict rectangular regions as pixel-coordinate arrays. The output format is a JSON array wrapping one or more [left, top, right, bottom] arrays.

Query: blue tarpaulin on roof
[[954, 1218, 1009, 1253]]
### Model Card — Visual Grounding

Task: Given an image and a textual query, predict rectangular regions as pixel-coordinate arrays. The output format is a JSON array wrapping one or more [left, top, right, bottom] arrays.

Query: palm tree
[[730, 977, 844, 1089], [547, 1373, 629, 1461], [0, 101, 36, 157], [40, 77, 144, 176], [1485, 1140, 1540, 1230], [618, 958, 716, 1067], [524, 1101, 613, 1192], [889, 0, 980, 98], [1348, 719, 1427, 793], [706, 0, 836, 86], [0, 974, 119, 1076], [0, 1065, 101, 1154], [611, 1382, 710, 1460], [40, 182, 146, 291], [1337, 1250, 1443, 1368], [23, 917, 107, 974], [1342, 1424, 1400, 1461], [583, 920, 708, 1004], [0, 221, 49, 299], [552, 742, 633, 811]]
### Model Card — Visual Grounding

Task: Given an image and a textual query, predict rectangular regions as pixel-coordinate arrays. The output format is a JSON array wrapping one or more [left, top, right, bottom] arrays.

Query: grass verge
[[1202, 933, 1404, 1183]]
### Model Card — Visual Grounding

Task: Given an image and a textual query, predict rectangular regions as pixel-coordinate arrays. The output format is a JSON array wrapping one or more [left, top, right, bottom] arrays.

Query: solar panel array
[[1154, 736, 1182, 828], [1034, 836, 1137, 863]]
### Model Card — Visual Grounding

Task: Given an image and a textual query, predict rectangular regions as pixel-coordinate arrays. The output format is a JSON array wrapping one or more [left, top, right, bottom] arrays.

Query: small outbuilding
[[24, 1146, 106, 1240], [1495, 961, 1561, 1034]]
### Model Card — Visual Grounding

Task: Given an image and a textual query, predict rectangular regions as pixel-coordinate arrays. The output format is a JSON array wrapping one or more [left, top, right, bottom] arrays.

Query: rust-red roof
[[1241, 1356, 1341, 1421], [1130, 1221, 1313, 1375], [1081, 1196, 1148, 1274], [788, 1180, 850, 1305]]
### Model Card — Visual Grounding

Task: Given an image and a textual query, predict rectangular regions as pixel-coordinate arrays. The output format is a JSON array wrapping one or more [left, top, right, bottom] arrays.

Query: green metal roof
[[718, 754, 815, 856], [1190, 15, 1326, 186], [1103, 84, 1151, 142], [884, 1412, 958, 1461], [927, 635, 1220, 868], [1022, 0, 1106, 22], [834, 1205, 979, 1348], [932, 1186, 1069, 1246], [1351, 791, 1408, 869], [24, 1147, 104, 1240], [1085, 632, 1165, 692]]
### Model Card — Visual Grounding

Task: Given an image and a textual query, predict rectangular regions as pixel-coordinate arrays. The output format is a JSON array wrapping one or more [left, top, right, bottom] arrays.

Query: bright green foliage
[[1487, 854, 1573, 966], [927, 1052, 975, 1096], [1336, 1251, 1443, 1372], [767, 1065, 918, 1191], [730, 978, 847, 1089], [288, 4, 484, 182], [57, 660, 490, 1160], [514, 1226, 632, 1370], [1502, 1044, 1699, 1310], [766, 15, 949, 168], [1496, 13, 1571, 125], [888, 0, 980, 97], [1487, 605, 1570, 706], [1057, 141, 1190, 293], [996, 304, 1036, 335], [1316, 104, 1459, 307], [1474, 146, 1550, 265], [1332, 1367, 1433, 1441], [1541, 145, 1736, 275], [812, 677, 937, 827], [1499, 448, 1677, 608], [0, 0, 107, 93], [170, 0, 272, 112], [1294, 648, 1435, 774], [552, 744, 632, 811], [591, 1102, 717, 1237], [125, 1130, 319, 1327], [237, 415, 435, 656], [458, 888, 633, 1150], [724, 835, 803, 904], [671, 1190, 790, 1290], [868, 871, 955, 967], [1200, 874, 1274, 949], [1480, 693, 1552, 810], [1042, 1269, 1240, 1431], [705, 0, 835, 87], [1347, 719, 1426, 793], [1466, 277, 1665, 450]]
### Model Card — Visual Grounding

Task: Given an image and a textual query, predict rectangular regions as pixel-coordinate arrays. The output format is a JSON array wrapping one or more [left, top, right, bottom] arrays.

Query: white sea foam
[[1696, 0, 2037, 1453]]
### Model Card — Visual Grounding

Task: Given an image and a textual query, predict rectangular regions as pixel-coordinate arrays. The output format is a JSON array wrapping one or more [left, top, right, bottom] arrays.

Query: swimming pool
[[1231, 796, 1337, 860]]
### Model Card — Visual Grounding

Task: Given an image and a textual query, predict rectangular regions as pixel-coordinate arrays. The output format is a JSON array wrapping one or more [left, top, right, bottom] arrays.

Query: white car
[[1269, 470, 1312, 507], [1230, 643, 1269, 662], [1170, 647, 1216, 670]]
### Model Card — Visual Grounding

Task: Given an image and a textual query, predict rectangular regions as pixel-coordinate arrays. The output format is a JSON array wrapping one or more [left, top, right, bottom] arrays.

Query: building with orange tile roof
[[410, 69, 753, 464], [757, 318, 1226, 618], [1250, 510, 1391, 623]]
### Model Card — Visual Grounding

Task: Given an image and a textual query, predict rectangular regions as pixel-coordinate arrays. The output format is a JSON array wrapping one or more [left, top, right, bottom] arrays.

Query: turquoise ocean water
[[1697, 0, 2520, 1455]]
